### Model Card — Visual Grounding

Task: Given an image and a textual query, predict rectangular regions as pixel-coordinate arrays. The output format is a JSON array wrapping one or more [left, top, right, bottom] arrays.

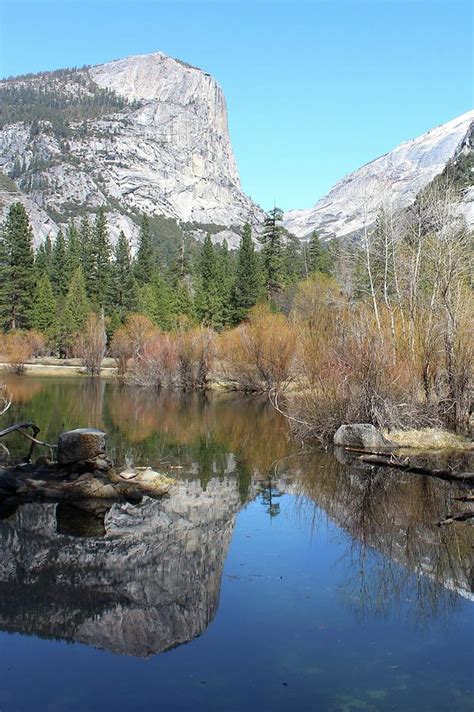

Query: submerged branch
[[358, 453, 474, 485], [438, 512, 474, 526]]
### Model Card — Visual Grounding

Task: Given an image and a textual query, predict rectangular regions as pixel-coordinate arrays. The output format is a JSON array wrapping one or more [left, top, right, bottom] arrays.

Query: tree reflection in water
[[290, 451, 473, 626], [0, 376, 472, 655]]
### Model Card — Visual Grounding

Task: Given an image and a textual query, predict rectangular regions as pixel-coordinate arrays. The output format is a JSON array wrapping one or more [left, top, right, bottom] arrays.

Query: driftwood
[[0, 422, 39, 439], [0, 386, 11, 416], [0, 428, 175, 511], [0, 421, 56, 448], [358, 453, 474, 485], [0, 461, 175, 510], [0, 422, 56, 460]]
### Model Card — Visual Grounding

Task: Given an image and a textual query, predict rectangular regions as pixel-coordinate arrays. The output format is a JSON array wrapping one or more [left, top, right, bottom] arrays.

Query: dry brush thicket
[[0, 330, 46, 374], [212, 180, 472, 441], [288, 179, 473, 441], [218, 305, 297, 392], [110, 314, 215, 390]]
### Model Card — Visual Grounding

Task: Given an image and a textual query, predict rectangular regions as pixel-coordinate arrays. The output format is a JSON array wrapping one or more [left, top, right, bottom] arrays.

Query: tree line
[[0, 173, 471, 438], [0, 202, 332, 355]]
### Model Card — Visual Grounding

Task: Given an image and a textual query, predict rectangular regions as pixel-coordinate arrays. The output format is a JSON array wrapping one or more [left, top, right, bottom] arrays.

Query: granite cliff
[[0, 52, 264, 247]]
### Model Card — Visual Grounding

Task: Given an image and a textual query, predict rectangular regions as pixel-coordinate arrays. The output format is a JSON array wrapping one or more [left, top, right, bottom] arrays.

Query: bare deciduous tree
[[76, 313, 107, 376]]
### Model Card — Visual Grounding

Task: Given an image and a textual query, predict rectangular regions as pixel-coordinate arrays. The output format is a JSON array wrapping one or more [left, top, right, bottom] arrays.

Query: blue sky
[[0, 0, 472, 211]]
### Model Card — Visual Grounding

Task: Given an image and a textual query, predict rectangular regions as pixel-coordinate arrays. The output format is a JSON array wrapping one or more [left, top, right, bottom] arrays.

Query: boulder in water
[[333, 424, 394, 449]]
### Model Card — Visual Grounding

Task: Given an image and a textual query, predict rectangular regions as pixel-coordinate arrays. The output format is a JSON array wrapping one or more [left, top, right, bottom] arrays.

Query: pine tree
[[231, 223, 262, 323], [51, 230, 68, 296], [90, 209, 112, 311], [282, 231, 305, 284], [217, 239, 235, 326], [170, 277, 195, 324], [31, 274, 57, 340], [0, 227, 10, 331], [35, 235, 53, 278], [66, 222, 82, 276], [79, 215, 94, 297], [194, 234, 224, 328], [137, 270, 173, 329], [0, 202, 35, 330], [137, 283, 156, 323], [308, 230, 331, 274], [259, 207, 284, 298], [57, 267, 90, 356], [111, 231, 139, 320], [134, 214, 154, 284], [152, 270, 174, 329], [171, 231, 192, 282]]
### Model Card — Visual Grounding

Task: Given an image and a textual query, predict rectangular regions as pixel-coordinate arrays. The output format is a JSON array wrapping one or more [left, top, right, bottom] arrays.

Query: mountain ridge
[[0, 51, 472, 249], [284, 110, 474, 239]]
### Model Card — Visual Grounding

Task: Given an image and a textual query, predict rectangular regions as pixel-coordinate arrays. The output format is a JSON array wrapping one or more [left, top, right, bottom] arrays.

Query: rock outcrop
[[0, 171, 59, 247], [0, 52, 265, 247], [284, 111, 474, 239]]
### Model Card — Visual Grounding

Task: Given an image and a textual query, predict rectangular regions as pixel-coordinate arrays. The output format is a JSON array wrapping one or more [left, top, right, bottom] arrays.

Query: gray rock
[[57, 428, 107, 465], [333, 424, 393, 449]]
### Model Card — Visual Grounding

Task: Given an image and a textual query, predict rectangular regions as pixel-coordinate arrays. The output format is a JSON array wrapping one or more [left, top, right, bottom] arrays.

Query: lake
[[0, 376, 472, 712]]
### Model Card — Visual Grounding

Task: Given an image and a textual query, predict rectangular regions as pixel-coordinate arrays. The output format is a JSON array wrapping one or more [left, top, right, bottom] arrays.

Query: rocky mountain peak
[[0, 51, 264, 247], [284, 110, 474, 239]]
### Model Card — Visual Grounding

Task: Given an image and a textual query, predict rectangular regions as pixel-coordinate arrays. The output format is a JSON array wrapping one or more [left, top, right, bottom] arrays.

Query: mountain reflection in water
[[0, 376, 472, 660]]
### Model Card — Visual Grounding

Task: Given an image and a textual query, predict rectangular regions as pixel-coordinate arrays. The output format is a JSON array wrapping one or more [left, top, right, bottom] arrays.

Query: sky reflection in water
[[0, 376, 472, 712]]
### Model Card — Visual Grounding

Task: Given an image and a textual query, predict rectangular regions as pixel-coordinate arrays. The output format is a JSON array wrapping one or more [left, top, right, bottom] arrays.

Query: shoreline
[[0, 360, 118, 379], [1, 360, 472, 452]]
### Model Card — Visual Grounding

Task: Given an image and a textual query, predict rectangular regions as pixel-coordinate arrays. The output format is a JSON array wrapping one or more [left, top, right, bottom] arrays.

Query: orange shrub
[[121, 314, 157, 360], [289, 280, 440, 442], [219, 305, 297, 392], [110, 327, 133, 381], [110, 314, 158, 382], [0, 331, 44, 375], [129, 331, 178, 388], [24, 330, 47, 357], [110, 315, 216, 390], [175, 326, 215, 389]]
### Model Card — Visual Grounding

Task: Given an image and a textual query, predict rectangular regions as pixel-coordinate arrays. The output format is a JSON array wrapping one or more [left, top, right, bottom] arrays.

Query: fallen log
[[358, 454, 474, 485], [344, 446, 401, 456]]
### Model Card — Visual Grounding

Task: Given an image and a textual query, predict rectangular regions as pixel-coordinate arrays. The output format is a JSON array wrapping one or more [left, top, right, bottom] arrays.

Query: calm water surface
[[0, 376, 472, 712]]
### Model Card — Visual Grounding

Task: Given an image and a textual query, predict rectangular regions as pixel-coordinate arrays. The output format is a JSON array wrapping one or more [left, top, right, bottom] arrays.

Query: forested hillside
[[0, 67, 136, 137]]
